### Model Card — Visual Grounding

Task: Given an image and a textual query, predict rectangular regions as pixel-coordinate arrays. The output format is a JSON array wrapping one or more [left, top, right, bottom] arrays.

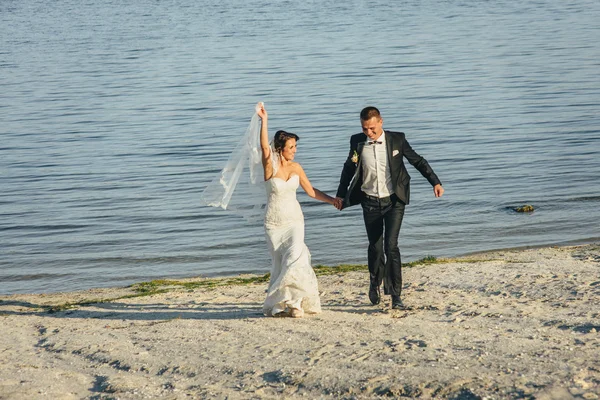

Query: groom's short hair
[[360, 106, 381, 121]]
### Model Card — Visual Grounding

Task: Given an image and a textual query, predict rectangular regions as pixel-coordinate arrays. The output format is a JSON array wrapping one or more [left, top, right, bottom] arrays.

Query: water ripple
[[1, 0, 599, 294]]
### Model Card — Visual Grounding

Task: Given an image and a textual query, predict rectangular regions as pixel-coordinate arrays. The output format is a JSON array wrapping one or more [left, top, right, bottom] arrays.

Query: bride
[[256, 104, 335, 318]]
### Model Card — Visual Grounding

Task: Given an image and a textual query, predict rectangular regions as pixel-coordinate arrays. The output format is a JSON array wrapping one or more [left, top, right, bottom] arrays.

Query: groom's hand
[[333, 197, 344, 210], [433, 184, 444, 198]]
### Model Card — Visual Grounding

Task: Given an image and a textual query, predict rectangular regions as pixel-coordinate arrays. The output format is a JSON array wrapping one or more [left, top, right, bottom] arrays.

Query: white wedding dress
[[262, 174, 322, 316]]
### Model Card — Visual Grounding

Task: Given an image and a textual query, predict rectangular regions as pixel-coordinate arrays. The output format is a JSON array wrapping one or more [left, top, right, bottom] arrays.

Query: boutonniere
[[351, 150, 359, 164]]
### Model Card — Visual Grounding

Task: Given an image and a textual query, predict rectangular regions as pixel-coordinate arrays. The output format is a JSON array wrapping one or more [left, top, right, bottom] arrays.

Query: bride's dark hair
[[273, 130, 299, 153]]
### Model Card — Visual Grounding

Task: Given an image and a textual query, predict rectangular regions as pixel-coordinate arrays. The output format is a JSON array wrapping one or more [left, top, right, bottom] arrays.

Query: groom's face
[[361, 117, 384, 140]]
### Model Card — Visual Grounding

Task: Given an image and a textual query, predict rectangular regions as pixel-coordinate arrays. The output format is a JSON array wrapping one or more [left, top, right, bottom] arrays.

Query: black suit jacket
[[336, 130, 441, 209]]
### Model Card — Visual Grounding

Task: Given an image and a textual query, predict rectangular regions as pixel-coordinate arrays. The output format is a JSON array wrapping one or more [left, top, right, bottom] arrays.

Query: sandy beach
[[1, 244, 599, 399]]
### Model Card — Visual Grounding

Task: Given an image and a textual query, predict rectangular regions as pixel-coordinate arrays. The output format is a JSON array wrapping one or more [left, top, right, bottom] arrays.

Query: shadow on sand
[[0, 299, 266, 321]]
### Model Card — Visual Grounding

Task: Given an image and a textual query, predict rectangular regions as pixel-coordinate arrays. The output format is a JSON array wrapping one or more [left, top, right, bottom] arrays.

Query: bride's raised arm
[[256, 104, 273, 181]]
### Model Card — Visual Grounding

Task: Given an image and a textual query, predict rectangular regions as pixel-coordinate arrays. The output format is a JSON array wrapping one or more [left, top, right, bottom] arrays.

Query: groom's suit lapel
[[354, 139, 366, 185], [356, 133, 367, 154], [344, 136, 366, 207], [355, 135, 367, 178], [357, 140, 366, 156]]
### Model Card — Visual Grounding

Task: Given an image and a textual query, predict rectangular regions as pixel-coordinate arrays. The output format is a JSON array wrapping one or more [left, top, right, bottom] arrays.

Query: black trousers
[[361, 194, 405, 296]]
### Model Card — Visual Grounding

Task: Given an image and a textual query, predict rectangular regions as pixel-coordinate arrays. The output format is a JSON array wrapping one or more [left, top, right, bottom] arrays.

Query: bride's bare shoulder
[[290, 162, 305, 173]]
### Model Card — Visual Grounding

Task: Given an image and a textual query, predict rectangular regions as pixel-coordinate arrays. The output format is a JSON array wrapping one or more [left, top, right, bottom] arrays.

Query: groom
[[334, 106, 444, 309]]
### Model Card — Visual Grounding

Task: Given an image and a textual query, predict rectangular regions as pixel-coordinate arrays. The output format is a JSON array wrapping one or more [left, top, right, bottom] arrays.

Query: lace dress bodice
[[264, 175, 304, 227]]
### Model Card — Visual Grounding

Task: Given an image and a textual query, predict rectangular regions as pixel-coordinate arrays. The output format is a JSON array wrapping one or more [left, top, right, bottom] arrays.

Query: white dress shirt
[[360, 132, 393, 198]]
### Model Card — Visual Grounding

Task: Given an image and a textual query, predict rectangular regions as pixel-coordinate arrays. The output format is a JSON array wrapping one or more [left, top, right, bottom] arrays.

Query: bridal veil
[[200, 102, 278, 221]]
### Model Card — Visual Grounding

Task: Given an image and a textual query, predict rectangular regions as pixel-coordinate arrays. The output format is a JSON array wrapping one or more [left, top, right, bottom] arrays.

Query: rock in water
[[515, 204, 535, 213]]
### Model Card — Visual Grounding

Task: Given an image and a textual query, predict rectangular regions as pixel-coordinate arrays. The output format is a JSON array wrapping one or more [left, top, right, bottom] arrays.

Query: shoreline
[[1, 243, 599, 399], [3, 237, 600, 299], [457, 236, 600, 258]]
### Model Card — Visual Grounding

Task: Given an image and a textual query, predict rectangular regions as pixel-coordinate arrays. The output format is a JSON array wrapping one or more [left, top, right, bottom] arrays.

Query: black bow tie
[[367, 141, 382, 145]]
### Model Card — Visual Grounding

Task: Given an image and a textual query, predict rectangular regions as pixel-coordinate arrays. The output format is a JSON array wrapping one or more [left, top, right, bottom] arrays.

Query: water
[[1, 0, 599, 295]]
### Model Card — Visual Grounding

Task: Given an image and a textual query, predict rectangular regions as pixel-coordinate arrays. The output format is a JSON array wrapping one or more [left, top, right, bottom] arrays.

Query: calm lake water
[[1, 0, 599, 294]]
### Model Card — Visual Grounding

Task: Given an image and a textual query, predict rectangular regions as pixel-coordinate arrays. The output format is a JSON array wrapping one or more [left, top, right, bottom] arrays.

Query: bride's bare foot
[[290, 308, 304, 318]]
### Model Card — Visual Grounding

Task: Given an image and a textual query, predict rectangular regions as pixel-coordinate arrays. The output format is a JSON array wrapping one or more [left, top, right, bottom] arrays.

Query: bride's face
[[281, 138, 297, 161]]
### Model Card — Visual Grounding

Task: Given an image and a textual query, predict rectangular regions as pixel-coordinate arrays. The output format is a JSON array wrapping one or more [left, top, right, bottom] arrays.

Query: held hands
[[433, 184, 444, 198], [333, 197, 343, 210]]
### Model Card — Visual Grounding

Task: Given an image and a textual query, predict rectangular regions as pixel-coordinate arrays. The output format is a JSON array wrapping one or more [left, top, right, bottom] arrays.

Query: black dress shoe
[[369, 284, 381, 305], [391, 295, 405, 310]]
